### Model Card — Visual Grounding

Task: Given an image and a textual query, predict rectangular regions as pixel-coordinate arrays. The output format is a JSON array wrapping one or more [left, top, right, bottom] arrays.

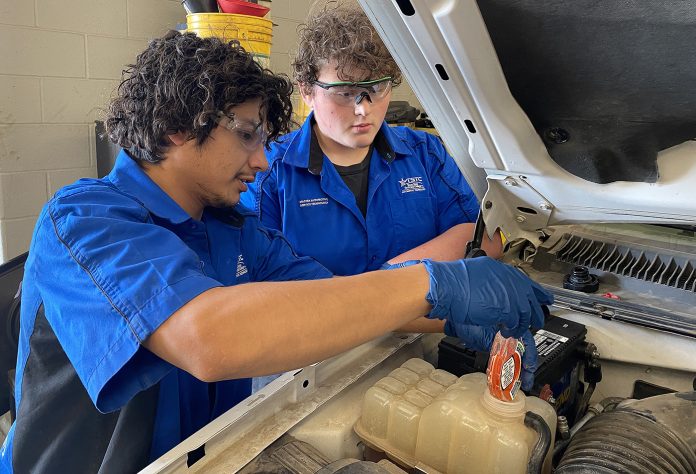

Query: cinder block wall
[[0, 0, 185, 261], [0, 0, 421, 262]]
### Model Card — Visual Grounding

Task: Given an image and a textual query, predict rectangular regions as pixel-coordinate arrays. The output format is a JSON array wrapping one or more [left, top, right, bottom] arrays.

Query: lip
[[237, 176, 255, 191], [352, 123, 372, 132]]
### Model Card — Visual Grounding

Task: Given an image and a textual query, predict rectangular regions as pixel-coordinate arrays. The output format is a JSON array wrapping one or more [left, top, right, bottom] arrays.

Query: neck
[[142, 162, 204, 220], [313, 123, 371, 166]]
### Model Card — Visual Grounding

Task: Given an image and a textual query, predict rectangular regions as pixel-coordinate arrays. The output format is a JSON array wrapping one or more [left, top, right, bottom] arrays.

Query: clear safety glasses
[[215, 111, 268, 151], [313, 76, 393, 107]]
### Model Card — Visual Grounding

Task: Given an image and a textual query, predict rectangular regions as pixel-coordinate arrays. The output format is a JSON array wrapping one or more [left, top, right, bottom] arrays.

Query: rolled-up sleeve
[[39, 188, 221, 412]]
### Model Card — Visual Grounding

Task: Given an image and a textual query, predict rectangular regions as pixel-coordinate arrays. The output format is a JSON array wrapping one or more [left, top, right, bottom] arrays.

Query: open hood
[[359, 0, 696, 242]]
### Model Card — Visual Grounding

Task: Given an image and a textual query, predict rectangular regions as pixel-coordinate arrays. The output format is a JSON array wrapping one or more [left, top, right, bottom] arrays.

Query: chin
[[347, 137, 374, 149], [209, 194, 240, 209]]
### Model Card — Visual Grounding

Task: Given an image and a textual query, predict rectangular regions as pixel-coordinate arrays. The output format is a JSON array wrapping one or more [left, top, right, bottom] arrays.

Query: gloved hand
[[444, 322, 538, 391], [422, 257, 553, 338]]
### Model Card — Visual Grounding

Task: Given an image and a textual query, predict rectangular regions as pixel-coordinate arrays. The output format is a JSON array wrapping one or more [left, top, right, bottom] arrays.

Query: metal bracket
[[482, 175, 554, 243]]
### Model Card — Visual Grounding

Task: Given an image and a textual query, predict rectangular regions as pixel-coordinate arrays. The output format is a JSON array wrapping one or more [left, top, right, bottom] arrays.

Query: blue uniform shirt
[[240, 114, 480, 275], [0, 151, 331, 473]]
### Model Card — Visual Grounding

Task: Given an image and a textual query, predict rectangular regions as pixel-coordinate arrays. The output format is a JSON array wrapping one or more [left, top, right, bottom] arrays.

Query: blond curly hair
[[292, 1, 402, 92]]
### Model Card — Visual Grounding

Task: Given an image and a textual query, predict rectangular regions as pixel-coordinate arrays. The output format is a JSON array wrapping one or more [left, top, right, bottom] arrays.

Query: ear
[[167, 131, 189, 146], [299, 83, 315, 109]]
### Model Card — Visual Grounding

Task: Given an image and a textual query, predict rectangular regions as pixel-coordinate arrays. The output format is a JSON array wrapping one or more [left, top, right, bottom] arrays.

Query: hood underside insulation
[[477, 0, 696, 184]]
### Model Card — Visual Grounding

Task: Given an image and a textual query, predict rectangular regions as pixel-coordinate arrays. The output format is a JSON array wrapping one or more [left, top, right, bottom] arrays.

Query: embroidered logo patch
[[236, 254, 248, 277], [299, 197, 329, 208], [399, 176, 426, 193]]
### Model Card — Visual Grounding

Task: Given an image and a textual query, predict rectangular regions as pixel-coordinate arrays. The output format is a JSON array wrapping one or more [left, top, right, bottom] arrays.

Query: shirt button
[[371, 256, 377, 261]]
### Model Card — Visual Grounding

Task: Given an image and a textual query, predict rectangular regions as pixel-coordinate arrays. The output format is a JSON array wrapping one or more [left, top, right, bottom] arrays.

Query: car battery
[[437, 315, 588, 417]]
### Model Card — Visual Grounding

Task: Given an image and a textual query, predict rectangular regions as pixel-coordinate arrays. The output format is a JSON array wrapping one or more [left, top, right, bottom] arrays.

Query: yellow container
[[187, 13, 272, 67], [294, 97, 312, 125]]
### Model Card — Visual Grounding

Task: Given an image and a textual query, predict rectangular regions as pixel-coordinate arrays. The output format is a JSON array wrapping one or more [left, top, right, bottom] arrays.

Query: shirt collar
[[107, 150, 192, 225], [280, 111, 410, 173]]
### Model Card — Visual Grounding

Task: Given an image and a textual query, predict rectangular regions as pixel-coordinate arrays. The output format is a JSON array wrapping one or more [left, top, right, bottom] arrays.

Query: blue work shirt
[[240, 114, 480, 275], [0, 151, 331, 473]]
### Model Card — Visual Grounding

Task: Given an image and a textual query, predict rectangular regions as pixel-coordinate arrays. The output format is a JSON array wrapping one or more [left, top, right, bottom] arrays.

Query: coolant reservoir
[[354, 358, 556, 474]]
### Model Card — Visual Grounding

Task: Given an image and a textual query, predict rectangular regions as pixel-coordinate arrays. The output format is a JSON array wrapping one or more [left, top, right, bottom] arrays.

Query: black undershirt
[[333, 146, 373, 217]]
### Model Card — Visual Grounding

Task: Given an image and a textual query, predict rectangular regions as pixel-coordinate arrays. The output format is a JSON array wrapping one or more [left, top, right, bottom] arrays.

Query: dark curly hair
[[292, 2, 402, 93], [105, 30, 294, 163]]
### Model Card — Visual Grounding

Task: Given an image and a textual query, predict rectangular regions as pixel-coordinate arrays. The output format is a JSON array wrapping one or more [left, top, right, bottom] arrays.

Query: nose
[[354, 94, 373, 116], [355, 91, 372, 105], [248, 144, 268, 172]]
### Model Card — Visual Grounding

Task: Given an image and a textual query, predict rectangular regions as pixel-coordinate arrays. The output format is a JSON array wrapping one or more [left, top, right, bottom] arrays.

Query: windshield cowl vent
[[555, 234, 696, 292]]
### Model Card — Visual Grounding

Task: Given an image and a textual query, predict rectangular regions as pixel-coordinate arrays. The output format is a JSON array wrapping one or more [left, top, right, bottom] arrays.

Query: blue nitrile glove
[[422, 257, 553, 338], [444, 322, 538, 391]]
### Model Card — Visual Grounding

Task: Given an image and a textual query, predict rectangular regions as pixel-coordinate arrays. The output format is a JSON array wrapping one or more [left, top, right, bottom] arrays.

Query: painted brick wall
[[0, 0, 420, 262], [0, 0, 186, 261]]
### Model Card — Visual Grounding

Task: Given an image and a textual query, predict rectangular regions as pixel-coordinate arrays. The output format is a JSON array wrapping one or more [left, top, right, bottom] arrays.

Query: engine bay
[[143, 224, 696, 474]]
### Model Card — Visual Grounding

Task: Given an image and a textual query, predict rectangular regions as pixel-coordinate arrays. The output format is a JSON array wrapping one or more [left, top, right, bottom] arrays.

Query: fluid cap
[[563, 266, 599, 293], [486, 332, 524, 402]]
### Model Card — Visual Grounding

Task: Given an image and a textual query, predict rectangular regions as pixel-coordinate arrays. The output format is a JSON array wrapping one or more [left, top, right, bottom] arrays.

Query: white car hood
[[359, 0, 696, 242]]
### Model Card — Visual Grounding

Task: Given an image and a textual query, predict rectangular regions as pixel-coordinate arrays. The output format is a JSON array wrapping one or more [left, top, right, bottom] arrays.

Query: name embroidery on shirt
[[236, 255, 248, 277], [399, 176, 426, 193], [299, 197, 329, 208]]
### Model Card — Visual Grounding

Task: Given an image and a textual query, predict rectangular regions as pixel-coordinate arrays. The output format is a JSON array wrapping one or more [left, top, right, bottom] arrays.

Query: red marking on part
[[602, 292, 620, 300]]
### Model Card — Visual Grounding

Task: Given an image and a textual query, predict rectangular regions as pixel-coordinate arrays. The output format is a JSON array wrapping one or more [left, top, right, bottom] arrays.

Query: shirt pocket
[[388, 195, 438, 255]]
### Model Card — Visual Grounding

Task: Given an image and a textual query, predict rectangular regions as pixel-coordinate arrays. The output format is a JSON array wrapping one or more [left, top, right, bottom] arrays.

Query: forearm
[[395, 317, 445, 333], [145, 265, 431, 381], [387, 223, 503, 264], [480, 227, 504, 259]]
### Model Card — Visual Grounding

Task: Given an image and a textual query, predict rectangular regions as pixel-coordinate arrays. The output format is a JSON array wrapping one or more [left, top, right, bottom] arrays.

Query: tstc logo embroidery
[[236, 255, 248, 277], [399, 176, 426, 193]]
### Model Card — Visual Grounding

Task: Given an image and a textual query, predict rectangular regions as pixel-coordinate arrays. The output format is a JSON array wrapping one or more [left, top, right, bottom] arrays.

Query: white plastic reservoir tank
[[355, 358, 556, 473]]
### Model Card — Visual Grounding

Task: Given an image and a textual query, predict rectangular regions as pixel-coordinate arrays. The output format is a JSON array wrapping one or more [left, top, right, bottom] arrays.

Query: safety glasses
[[215, 111, 268, 151], [313, 76, 393, 107]]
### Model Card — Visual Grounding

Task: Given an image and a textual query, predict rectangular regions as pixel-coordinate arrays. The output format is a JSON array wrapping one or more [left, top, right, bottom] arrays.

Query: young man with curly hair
[[240, 3, 514, 393], [0, 30, 551, 473], [241, 4, 502, 323]]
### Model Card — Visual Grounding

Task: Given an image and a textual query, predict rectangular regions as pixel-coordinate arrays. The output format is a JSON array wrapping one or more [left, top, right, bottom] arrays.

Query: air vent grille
[[556, 235, 696, 292]]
